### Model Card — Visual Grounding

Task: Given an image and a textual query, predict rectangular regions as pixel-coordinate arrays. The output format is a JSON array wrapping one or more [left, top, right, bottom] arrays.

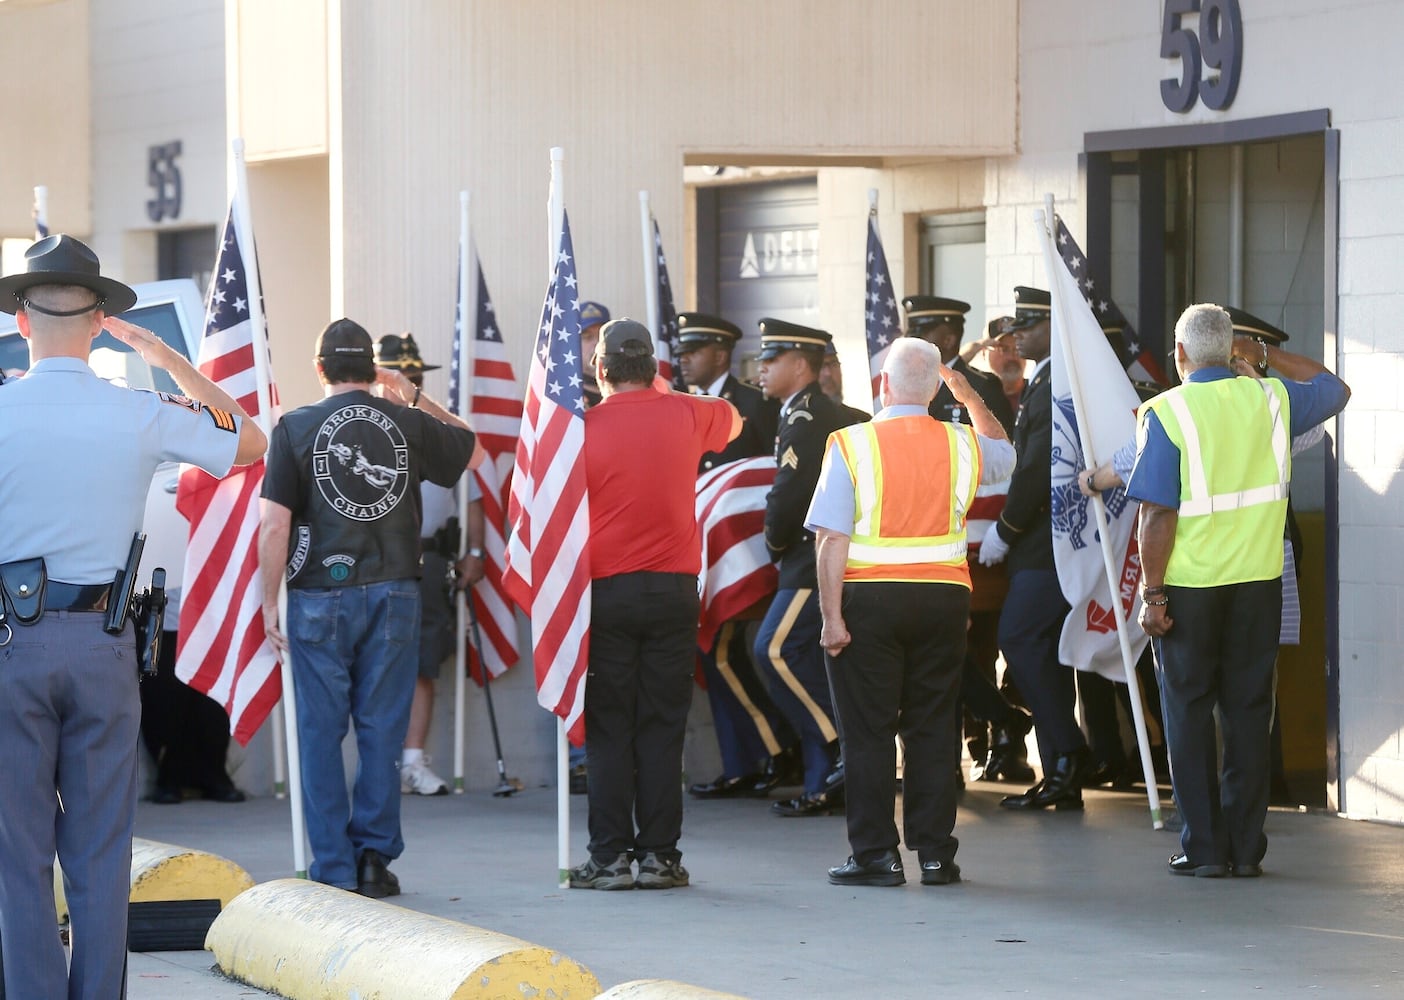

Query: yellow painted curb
[[596, 981, 751, 1000], [54, 837, 254, 922], [206, 878, 601, 1000]]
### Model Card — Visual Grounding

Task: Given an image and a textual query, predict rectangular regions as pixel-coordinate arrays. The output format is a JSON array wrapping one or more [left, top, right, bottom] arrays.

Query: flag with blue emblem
[[176, 196, 283, 745], [864, 206, 900, 411], [1043, 213, 1149, 680], [449, 241, 521, 681], [504, 211, 591, 743]]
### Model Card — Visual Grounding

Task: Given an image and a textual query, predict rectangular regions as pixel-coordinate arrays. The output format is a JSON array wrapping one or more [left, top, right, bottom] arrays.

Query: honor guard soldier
[[676, 312, 780, 472], [903, 295, 1015, 437], [819, 340, 875, 426], [753, 318, 861, 816], [0, 236, 267, 999], [978, 286, 1093, 811], [1128, 304, 1348, 877], [675, 312, 800, 800]]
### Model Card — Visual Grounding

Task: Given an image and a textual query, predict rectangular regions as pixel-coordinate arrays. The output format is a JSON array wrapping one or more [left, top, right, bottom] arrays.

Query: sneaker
[[401, 757, 449, 796], [568, 853, 634, 890], [636, 852, 690, 890]]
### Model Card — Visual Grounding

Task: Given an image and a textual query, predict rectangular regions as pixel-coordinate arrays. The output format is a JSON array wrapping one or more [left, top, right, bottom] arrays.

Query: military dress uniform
[[0, 237, 246, 1000], [675, 314, 797, 798], [989, 286, 1090, 811], [752, 319, 859, 815]]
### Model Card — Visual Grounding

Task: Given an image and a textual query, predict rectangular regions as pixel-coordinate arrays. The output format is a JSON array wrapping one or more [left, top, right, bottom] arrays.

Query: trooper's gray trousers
[[0, 611, 138, 1000]]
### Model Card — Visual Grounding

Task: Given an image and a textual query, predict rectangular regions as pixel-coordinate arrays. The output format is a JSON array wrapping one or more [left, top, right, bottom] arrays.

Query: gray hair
[[882, 338, 943, 405], [1174, 304, 1233, 367]]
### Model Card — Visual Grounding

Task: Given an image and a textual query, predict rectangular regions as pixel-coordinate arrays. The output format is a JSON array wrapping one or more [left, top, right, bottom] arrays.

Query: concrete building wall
[[0, 0, 91, 240]]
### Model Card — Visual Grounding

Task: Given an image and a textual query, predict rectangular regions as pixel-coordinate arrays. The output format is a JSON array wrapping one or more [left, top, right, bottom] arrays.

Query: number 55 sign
[[1161, 0, 1243, 113]]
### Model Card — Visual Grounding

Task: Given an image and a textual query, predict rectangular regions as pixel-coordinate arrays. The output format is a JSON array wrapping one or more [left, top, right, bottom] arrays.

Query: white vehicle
[[0, 279, 208, 592]]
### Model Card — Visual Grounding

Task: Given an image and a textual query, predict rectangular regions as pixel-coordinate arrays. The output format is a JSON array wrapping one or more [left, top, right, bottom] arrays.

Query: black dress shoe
[[201, 782, 246, 803], [150, 786, 182, 805], [688, 772, 761, 799], [1168, 854, 1227, 878], [772, 789, 843, 817], [982, 708, 1035, 782], [356, 849, 401, 898], [750, 746, 803, 796], [919, 858, 962, 885], [999, 752, 1085, 811], [1230, 862, 1263, 878], [828, 851, 904, 887], [1080, 759, 1120, 789]]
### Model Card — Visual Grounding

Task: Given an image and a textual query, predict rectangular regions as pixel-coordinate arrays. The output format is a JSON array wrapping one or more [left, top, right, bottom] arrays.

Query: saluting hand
[[375, 367, 416, 403], [939, 363, 976, 405], [104, 316, 184, 373], [820, 617, 851, 657]]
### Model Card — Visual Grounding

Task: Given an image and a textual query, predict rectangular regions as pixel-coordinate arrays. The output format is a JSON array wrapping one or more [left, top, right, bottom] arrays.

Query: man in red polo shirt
[[569, 318, 742, 891]]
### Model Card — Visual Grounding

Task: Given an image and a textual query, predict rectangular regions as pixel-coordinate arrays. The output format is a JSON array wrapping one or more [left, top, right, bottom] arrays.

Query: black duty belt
[[48, 582, 113, 613]]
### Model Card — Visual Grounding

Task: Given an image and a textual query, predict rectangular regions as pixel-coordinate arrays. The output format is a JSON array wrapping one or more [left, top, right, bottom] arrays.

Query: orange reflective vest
[[833, 415, 982, 586]]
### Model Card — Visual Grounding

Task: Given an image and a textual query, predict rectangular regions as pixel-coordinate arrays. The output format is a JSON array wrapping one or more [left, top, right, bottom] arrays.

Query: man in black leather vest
[[259, 319, 481, 897]]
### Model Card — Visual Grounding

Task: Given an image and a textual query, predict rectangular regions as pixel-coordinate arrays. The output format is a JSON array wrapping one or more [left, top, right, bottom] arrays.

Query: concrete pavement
[[119, 776, 1404, 999]]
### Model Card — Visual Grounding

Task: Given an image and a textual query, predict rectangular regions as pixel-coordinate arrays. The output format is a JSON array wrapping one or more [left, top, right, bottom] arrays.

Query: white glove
[[978, 522, 1009, 566]]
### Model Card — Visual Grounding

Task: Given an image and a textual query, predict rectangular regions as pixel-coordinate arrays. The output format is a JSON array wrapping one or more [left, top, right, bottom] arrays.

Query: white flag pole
[[639, 191, 661, 346], [33, 185, 48, 240], [232, 136, 307, 869], [1037, 195, 1162, 829], [547, 147, 570, 888], [453, 190, 472, 793]]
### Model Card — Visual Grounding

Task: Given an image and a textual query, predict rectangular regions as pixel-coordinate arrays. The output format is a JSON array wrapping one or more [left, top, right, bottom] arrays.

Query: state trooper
[[0, 235, 266, 999], [753, 318, 863, 817], [674, 312, 800, 800]]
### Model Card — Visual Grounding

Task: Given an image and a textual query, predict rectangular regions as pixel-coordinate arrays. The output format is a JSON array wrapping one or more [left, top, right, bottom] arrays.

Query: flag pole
[[33, 185, 48, 240], [639, 191, 661, 345], [232, 136, 308, 868], [1037, 195, 1162, 829], [548, 147, 570, 888], [453, 190, 472, 793]]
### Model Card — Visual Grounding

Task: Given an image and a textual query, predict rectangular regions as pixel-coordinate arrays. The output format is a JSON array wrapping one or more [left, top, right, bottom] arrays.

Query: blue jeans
[[288, 580, 420, 888]]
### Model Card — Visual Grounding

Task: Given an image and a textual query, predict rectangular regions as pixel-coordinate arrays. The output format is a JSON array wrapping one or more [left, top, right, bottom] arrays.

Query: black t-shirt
[[262, 390, 476, 589]]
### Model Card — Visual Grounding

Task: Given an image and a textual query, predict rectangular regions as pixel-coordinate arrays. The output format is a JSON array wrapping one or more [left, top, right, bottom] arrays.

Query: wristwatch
[[466, 547, 484, 558]]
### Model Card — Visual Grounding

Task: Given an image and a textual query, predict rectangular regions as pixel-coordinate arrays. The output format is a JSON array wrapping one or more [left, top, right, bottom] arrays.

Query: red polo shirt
[[584, 388, 734, 580]]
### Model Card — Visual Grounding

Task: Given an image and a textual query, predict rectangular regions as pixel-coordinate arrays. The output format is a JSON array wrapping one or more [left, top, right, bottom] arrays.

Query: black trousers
[[827, 581, 968, 866], [584, 571, 700, 863], [1155, 578, 1281, 867], [139, 630, 236, 794]]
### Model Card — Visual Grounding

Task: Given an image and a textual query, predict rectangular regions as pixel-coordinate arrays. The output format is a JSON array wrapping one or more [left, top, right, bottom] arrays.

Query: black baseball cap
[[316, 318, 375, 359]]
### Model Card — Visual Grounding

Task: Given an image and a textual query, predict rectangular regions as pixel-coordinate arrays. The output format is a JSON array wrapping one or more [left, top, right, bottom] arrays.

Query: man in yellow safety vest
[[1127, 303, 1349, 879]]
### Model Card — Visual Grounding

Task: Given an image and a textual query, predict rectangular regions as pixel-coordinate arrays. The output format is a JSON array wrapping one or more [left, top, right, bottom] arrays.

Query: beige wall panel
[[331, 0, 1017, 387], [235, 0, 328, 160], [0, 0, 92, 239], [250, 156, 331, 410], [89, 0, 226, 281]]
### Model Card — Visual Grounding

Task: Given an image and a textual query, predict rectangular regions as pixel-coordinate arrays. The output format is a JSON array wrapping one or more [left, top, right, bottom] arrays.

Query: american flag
[[503, 211, 592, 742], [695, 456, 778, 652], [651, 216, 685, 389], [449, 243, 521, 681], [175, 200, 282, 746], [865, 210, 900, 410], [1054, 217, 1167, 386]]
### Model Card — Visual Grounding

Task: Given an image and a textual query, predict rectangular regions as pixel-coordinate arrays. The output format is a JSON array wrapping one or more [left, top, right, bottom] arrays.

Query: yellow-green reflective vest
[[1140, 376, 1291, 587]]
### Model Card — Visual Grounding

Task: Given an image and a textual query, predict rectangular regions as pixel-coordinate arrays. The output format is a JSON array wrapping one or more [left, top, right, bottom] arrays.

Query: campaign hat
[[676, 312, 742, 352], [0, 234, 137, 316], [375, 332, 440, 372], [756, 318, 831, 361]]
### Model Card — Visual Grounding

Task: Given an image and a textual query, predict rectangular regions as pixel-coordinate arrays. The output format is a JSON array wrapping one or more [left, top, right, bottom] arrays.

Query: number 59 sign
[[1161, 0, 1243, 113]]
